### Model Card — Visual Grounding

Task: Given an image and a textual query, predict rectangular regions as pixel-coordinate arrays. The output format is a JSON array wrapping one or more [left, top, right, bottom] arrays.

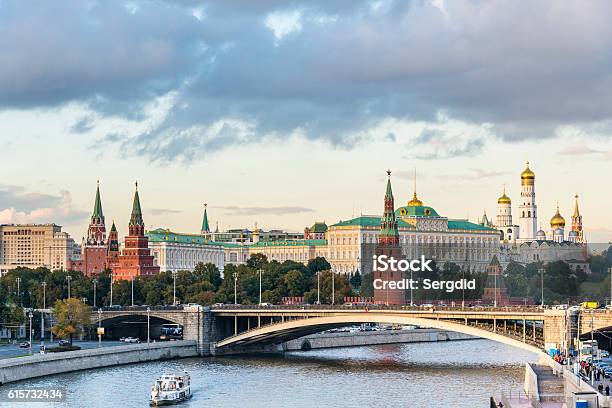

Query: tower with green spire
[[201, 203, 210, 235], [129, 182, 145, 236], [379, 170, 399, 246], [114, 181, 160, 281], [374, 170, 405, 305], [83, 181, 107, 277], [86, 180, 106, 245]]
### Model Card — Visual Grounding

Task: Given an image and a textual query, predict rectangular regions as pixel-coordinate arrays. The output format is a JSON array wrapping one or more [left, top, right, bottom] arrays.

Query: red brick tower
[[105, 221, 120, 270], [112, 182, 159, 281], [373, 171, 405, 305], [81, 181, 107, 277]]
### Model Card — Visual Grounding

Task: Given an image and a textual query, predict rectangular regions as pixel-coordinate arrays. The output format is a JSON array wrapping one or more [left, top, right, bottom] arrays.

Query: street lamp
[[172, 271, 177, 306], [15, 277, 21, 306], [41, 281, 47, 347], [131, 277, 135, 307], [147, 307, 151, 345], [233, 272, 238, 305], [316, 271, 320, 305], [609, 267, 612, 308], [66, 275, 72, 299], [539, 268, 544, 307], [28, 311, 33, 355], [97, 308, 102, 347], [92, 279, 97, 308], [331, 268, 335, 306], [258, 269, 264, 305], [109, 270, 114, 307]]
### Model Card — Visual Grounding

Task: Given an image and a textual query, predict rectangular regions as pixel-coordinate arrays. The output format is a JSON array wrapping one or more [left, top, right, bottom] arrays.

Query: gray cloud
[[150, 208, 182, 215], [213, 205, 315, 216], [3, 1, 612, 160]]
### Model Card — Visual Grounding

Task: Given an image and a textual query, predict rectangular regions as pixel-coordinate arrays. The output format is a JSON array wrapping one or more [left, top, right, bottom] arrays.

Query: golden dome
[[550, 205, 565, 228], [521, 161, 535, 185], [407, 192, 423, 207], [497, 185, 511, 204]]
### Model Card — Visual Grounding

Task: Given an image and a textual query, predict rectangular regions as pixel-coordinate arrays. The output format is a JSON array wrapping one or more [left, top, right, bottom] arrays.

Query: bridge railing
[[96, 305, 186, 312], [210, 304, 546, 313]]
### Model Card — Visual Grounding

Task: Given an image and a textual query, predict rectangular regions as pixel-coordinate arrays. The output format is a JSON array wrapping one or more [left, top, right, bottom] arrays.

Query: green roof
[[92, 183, 104, 219], [201, 206, 210, 232], [447, 220, 497, 232], [395, 205, 440, 218], [147, 229, 221, 246], [309, 222, 328, 233], [330, 216, 497, 232], [130, 184, 144, 227], [331, 216, 413, 228], [251, 239, 327, 247]]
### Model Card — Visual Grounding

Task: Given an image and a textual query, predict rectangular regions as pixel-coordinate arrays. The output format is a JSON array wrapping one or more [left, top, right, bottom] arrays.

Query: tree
[[307, 257, 331, 275], [51, 298, 91, 345], [349, 271, 362, 290], [193, 262, 222, 291], [246, 253, 268, 270]]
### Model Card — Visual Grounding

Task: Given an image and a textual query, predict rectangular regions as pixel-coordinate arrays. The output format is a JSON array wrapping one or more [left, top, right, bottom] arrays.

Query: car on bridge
[[19, 341, 30, 348], [123, 337, 141, 343]]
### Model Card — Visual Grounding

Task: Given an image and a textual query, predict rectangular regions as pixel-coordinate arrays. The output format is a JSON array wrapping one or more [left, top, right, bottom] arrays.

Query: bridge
[[91, 305, 599, 357]]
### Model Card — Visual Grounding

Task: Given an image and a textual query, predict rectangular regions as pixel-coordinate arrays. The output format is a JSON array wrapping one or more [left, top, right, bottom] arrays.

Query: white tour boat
[[150, 372, 192, 406]]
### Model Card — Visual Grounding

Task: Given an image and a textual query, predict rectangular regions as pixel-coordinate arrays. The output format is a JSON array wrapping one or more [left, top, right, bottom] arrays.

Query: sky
[[1, 0, 612, 243]]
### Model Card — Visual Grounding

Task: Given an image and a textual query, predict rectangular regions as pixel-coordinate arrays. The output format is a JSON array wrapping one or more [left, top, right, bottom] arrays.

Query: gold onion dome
[[521, 161, 535, 185], [550, 205, 565, 228], [497, 185, 511, 204], [407, 192, 423, 207]]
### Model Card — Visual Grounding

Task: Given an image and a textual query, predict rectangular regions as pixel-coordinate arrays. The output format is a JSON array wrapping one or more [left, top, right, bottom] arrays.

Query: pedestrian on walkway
[[598, 384, 604, 394], [606, 385, 610, 396]]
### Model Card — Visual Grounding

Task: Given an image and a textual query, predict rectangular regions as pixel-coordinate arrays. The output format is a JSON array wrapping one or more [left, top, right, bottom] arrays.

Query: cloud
[[150, 208, 182, 215], [558, 145, 603, 156], [4, 1, 612, 161], [0, 185, 88, 225], [213, 205, 315, 216]]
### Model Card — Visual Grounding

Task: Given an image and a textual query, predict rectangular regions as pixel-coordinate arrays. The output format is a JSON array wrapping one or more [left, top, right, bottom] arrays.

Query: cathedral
[[481, 162, 588, 269]]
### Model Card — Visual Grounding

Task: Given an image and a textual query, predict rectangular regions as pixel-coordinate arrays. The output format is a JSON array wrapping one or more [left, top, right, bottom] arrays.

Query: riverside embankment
[[283, 328, 475, 351], [0, 340, 197, 385]]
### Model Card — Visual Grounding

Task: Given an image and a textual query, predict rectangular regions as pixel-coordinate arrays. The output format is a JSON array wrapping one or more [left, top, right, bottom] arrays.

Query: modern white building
[[0, 224, 79, 275]]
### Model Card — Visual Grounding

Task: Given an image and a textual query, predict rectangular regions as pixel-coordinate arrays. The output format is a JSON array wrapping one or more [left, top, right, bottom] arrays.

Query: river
[[0, 339, 537, 408]]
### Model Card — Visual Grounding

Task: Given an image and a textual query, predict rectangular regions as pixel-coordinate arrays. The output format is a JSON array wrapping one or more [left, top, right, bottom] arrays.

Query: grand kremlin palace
[[145, 180, 499, 276]]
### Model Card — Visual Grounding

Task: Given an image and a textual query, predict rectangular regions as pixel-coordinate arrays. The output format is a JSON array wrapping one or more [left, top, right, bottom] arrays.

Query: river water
[[0, 339, 537, 408]]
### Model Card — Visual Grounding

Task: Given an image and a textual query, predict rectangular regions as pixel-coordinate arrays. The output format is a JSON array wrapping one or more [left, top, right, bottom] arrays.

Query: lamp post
[[15, 277, 21, 306], [258, 269, 264, 305], [28, 311, 33, 355], [316, 271, 320, 305], [147, 307, 151, 345], [172, 271, 177, 306], [97, 308, 102, 347], [331, 268, 335, 306], [609, 267, 612, 308], [233, 272, 238, 305], [494, 268, 498, 308], [92, 279, 97, 308], [109, 270, 113, 307], [539, 268, 544, 307], [41, 281, 46, 347], [131, 277, 135, 307], [461, 267, 465, 309], [66, 275, 72, 299]]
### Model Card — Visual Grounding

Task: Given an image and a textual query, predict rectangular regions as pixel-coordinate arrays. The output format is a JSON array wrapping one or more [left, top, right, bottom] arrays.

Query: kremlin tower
[[80, 182, 108, 276], [112, 183, 160, 281], [373, 171, 405, 305], [571, 194, 585, 243], [105, 221, 120, 270], [518, 161, 538, 242], [201, 203, 211, 239]]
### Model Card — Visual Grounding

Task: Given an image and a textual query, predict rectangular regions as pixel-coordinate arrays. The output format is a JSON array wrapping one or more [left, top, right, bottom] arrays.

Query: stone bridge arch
[[215, 314, 547, 357]]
